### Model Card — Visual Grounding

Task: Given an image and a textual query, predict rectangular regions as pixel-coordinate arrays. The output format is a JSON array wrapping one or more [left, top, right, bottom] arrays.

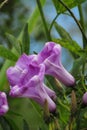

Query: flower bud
[[82, 92, 87, 105], [0, 92, 9, 116]]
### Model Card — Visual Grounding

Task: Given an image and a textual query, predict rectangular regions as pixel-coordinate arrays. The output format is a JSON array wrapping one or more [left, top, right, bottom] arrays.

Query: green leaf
[[58, 102, 70, 124], [0, 59, 14, 91], [0, 117, 11, 130], [6, 33, 21, 55], [4, 117, 20, 130], [54, 22, 83, 57], [21, 23, 30, 54], [52, 0, 86, 13], [18, 0, 46, 54], [0, 45, 18, 61], [8, 110, 22, 117], [30, 100, 41, 118], [71, 54, 87, 77], [0, 0, 46, 90], [23, 119, 29, 130], [53, 38, 82, 56], [27, 0, 46, 33], [54, 22, 72, 42]]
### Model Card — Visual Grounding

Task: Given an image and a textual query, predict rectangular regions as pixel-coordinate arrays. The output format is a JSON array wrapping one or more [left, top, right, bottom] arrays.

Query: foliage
[[52, 0, 87, 13], [0, 0, 87, 130]]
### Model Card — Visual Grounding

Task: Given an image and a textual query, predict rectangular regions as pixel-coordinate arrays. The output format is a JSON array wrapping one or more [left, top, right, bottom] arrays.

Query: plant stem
[[36, 0, 51, 40], [0, 0, 8, 9], [81, 75, 87, 91], [78, 4, 86, 75], [58, 0, 87, 43], [78, 4, 86, 48], [76, 107, 81, 130], [78, 5, 85, 30], [49, 12, 72, 32], [49, 13, 60, 32]]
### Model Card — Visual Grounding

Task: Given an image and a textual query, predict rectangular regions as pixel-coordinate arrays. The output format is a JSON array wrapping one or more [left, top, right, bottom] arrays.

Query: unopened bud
[[54, 118, 60, 130], [54, 78, 63, 91], [71, 90, 77, 115], [65, 125, 69, 130], [43, 99, 50, 124]]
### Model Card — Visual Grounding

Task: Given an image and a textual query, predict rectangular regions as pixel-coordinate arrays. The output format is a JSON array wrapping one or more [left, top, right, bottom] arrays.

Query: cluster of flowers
[[6, 42, 75, 112], [0, 42, 87, 115]]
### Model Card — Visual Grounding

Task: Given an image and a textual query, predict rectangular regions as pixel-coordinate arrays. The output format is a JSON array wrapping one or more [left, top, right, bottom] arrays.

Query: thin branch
[[78, 5, 86, 75], [49, 13, 60, 32], [78, 4, 86, 48], [58, 0, 87, 43], [0, 0, 8, 9], [36, 0, 51, 40]]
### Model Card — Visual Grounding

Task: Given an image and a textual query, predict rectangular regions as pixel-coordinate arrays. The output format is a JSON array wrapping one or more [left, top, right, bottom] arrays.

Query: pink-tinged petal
[[38, 42, 75, 87], [0, 92, 9, 116], [82, 92, 87, 105]]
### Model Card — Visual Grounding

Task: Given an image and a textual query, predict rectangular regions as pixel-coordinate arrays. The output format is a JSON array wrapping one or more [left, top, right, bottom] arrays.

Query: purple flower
[[37, 42, 75, 87], [7, 54, 56, 112], [0, 92, 9, 116], [82, 92, 87, 105]]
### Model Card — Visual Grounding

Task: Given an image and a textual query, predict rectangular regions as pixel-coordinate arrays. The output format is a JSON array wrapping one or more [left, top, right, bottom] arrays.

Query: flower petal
[[0, 92, 9, 116], [10, 75, 56, 112], [38, 42, 75, 86]]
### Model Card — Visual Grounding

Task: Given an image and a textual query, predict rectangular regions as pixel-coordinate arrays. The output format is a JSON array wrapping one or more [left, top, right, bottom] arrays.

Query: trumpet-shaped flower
[[37, 42, 75, 87], [0, 92, 9, 116], [82, 92, 87, 105], [7, 54, 56, 112]]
